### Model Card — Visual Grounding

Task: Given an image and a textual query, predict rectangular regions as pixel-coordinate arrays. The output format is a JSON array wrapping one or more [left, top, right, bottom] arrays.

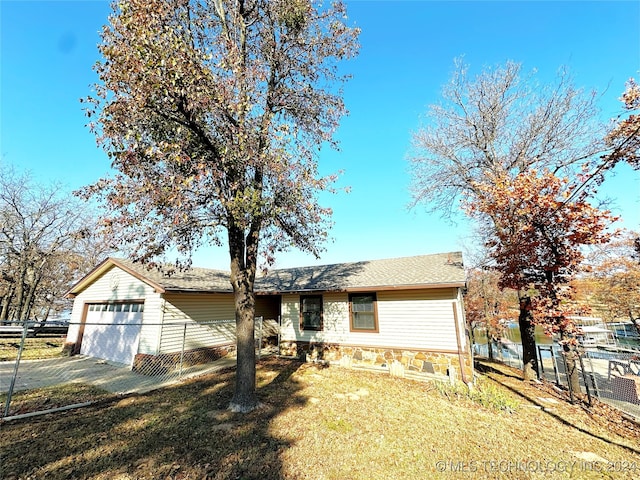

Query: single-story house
[[65, 251, 471, 381]]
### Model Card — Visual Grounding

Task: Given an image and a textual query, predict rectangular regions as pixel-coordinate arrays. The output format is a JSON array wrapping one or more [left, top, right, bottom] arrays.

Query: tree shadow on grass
[[477, 360, 640, 457], [1, 357, 310, 479]]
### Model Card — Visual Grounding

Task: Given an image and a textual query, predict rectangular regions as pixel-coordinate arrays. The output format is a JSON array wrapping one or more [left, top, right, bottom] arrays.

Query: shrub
[[434, 377, 519, 413]]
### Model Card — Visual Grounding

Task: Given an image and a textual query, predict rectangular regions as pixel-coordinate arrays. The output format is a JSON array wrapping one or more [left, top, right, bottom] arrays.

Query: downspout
[[460, 285, 473, 380], [452, 299, 469, 384]]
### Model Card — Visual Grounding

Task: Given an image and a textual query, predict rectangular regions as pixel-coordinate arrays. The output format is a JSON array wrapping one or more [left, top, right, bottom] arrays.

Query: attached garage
[[65, 258, 253, 369], [79, 303, 144, 366]]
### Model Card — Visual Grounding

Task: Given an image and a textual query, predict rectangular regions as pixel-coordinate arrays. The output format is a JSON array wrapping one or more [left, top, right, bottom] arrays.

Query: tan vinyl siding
[[280, 292, 350, 344], [67, 297, 85, 343], [157, 320, 237, 354], [137, 293, 163, 355], [322, 293, 350, 343], [157, 293, 276, 354], [279, 288, 460, 352], [159, 293, 236, 354], [281, 294, 305, 340], [455, 288, 469, 350], [67, 266, 163, 355], [280, 294, 327, 342], [162, 293, 236, 323], [375, 289, 459, 351]]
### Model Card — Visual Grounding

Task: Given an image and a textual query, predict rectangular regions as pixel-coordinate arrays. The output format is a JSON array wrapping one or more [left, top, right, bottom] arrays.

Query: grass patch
[[1, 383, 112, 417], [0, 336, 65, 361], [1, 357, 639, 479], [324, 417, 353, 433]]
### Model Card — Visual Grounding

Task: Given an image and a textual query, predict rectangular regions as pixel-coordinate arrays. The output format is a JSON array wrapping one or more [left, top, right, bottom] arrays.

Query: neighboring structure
[[65, 252, 471, 381]]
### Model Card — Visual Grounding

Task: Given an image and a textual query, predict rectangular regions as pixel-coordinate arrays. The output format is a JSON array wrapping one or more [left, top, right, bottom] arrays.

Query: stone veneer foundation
[[279, 341, 473, 382]]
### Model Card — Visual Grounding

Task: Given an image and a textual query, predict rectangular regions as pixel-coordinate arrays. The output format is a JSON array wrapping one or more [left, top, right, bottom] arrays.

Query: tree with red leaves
[[466, 170, 616, 387], [80, 0, 359, 412], [464, 268, 518, 360], [410, 60, 613, 381], [586, 230, 640, 329]]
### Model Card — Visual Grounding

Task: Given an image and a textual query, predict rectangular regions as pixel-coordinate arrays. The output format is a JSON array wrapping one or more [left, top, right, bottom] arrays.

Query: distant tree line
[[0, 164, 112, 322]]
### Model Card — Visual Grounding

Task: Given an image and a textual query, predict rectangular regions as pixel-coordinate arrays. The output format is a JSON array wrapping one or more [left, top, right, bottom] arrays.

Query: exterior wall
[[68, 277, 281, 366], [162, 292, 236, 323], [455, 287, 469, 351], [279, 287, 473, 381], [157, 293, 280, 355], [280, 288, 460, 350], [66, 266, 163, 356], [280, 292, 349, 344], [159, 293, 237, 354]]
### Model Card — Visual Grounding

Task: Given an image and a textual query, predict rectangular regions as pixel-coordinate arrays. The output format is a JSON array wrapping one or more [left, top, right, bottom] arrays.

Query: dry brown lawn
[[1, 357, 639, 479], [0, 336, 65, 361]]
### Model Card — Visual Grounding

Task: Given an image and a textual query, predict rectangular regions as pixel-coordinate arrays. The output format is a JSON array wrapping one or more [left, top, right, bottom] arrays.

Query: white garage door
[[80, 303, 144, 366]]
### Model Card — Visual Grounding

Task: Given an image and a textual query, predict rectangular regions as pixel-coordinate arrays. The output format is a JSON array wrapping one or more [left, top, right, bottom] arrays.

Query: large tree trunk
[[560, 331, 582, 401], [518, 293, 539, 381], [227, 224, 260, 413], [20, 270, 43, 321], [229, 277, 259, 413], [12, 263, 28, 320]]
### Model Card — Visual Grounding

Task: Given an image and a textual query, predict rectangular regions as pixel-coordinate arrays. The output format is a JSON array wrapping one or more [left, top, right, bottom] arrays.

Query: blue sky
[[1, 1, 639, 270]]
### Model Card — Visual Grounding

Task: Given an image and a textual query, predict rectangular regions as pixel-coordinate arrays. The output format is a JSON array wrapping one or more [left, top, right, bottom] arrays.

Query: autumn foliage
[[606, 78, 640, 170], [466, 169, 617, 340], [81, 0, 359, 412], [464, 269, 518, 346], [583, 230, 640, 325]]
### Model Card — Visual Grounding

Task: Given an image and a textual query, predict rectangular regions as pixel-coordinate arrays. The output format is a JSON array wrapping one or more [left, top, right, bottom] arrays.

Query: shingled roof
[[66, 258, 233, 296], [256, 251, 465, 293], [67, 252, 465, 297], [115, 258, 233, 293]]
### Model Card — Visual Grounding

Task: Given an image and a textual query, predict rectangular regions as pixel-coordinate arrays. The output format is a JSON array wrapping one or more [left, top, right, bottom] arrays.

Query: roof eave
[[65, 258, 167, 298], [163, 288, 234, 295], [256, 281, 465, 295]]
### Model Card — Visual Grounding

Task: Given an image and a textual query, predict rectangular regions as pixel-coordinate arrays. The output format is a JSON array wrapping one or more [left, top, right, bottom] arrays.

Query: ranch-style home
[[65, 251, 472, 382]]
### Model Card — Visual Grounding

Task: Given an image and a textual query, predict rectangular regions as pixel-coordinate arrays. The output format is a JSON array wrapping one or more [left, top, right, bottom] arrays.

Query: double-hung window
[[300, 295, 323, 331], [349, 293, 378, 332]]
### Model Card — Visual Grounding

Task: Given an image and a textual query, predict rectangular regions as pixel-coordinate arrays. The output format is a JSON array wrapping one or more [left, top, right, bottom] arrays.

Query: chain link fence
[[474, 341, 640, 420], [1, 317, 278, 420]]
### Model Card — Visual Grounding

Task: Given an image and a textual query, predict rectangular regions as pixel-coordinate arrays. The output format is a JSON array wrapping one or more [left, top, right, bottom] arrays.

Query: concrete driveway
[[0, 354, 237, 395]]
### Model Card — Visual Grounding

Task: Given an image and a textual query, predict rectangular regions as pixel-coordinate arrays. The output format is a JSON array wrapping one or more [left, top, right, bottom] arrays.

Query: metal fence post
[[277, 315, 281, 357], [550, 345, 560, 385], [4, 321, 30, 418], [578, 352, 592, 406], [179, 322, 187, 378], [585, 352, 600, 398]]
